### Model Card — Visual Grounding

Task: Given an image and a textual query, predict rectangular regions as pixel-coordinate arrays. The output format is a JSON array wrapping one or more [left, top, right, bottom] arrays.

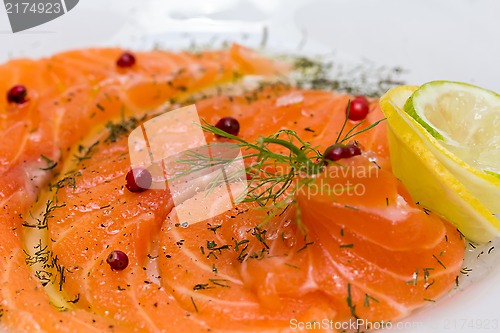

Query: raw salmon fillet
[[0, 45, 464, 333]]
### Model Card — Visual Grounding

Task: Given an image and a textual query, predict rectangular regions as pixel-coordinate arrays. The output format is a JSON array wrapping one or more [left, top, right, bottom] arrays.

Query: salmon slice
[[297, 156, 464, 319], [0, 45, 287, 332]]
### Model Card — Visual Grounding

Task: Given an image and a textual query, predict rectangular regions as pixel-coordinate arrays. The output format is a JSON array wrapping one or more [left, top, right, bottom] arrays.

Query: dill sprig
[[175, 103, 384, 228], [40, 154, 58, 171], [104, 115, 144, 143], [198, 122, 322, 207], [337, 100, 386, 144]]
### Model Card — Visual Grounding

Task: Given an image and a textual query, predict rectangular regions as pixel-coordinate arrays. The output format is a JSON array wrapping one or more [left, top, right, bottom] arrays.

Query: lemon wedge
[[380, 85, 500, 243], [403, 81, 500, 213]]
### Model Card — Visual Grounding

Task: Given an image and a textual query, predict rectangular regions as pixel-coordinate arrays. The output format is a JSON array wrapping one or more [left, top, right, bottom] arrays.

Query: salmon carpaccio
[[0, 45, 464, 332]]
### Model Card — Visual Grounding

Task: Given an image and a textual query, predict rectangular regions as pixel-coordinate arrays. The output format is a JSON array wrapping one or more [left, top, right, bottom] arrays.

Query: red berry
[[324, 143, 362, 162], [116, 52, 136, 68], [106, 250, 129, 271], [347, 95, 370, 121], [324, 144, 350, 162], [125, 167, 152, 192], [215, 117, 240, 136], [7, 85, 28, 104], [347, 144, 361, 157]]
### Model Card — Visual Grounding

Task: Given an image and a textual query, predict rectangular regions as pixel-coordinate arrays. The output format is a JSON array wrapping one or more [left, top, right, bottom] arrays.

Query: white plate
[[1, 1, 499, 332]]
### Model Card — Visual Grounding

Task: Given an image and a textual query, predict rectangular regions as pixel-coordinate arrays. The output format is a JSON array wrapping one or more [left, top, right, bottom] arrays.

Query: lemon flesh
[[380, 85, 500, 244], [403, 81, 500, 214], [404, 81, 500, 175]]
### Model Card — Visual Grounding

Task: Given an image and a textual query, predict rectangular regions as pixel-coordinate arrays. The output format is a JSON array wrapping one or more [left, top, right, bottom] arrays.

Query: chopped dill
[[73, 141, 100, 165], [422, 267, 434, 284], [346, 283, 359, 319], [284, 263, 301, 270], [405, 268, 419, 286], [193, 283, 211, 291], [208, 279, 230, 288], [207, 224, 222, 234], [363, 294, 379, 307], [24, 240, 65, 290], [67, 294, 80, 304], [296, 241, 314, 253], [460, 267, 472, 275], [178, 108, 383, 231], [233, 239, 249, 251], [104, 115, 144, 143], [291, 55, 405, 98], [251, 227, 269, 249], [425, 280, 436, 290], [236, 243, 250, 263], [190, 297, 199, 313], [49, 173, 80, 191], [432, 254, 447, 269], [40, 154, 58, 171], [22, 200, 66, 230]]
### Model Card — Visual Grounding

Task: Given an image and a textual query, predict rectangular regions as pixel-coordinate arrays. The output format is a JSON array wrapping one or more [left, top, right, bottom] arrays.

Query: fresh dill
[[207, 224, 222, 234], [49, 173, 80, 191], [405, 268, 419, 286], [205, 240, 231, 259], [460, 267, 473, 275], [432, 254, 447, 269], [208, 279, 230, 288], [67, 294, 80, 304], [23, 239, 65, 290], [346, 283, 359, 319], [22, 200, 66, 229], [74, 141, 100, 164], [104, 116, 143, 143], [296, 241, 314, 253], [422, 267, 434, 284], [190, 297, 199, 313], [284, 263, 301, 270], [193, 283, 211, 291], [40, 155, 58, 171], [233, 239, 250, 251], [190, 103, 383, 213], [251, 227, 270, 249], [291, 56, 405, 98], [363, 294, 379, 307]]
